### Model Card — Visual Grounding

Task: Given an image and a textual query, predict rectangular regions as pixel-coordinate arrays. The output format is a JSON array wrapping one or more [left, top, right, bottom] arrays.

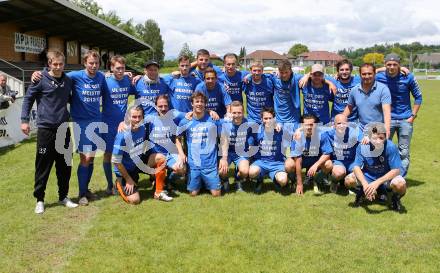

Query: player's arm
[[324, 79, 337, 95], [365, 168, 400, 200], [353, 166, 371, 197], [343, 104, 353, 118], [20, 81, 42, 135], [382, 103, 391, 138], [218, 132, 229, 174], [294, 157, 304, 194], [307, 154, 330, 177], [175, 136, 187, 164], [114, 163, 136, 195], [408, 76, 422, 123]]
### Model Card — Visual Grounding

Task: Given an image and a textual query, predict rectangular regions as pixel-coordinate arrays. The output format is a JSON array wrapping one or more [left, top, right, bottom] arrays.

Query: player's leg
[[54, 127, 75, 207], [187, 168, 202, 196], [102, 127, 117, 195], [235, 158, 249, 191], [148, 153, 171, 201], [329, 160, 346, 193], [202, 167, 221, 197], [249, 160, 265, 193], [388, 175, 407, 212], [396, 120, 413, 177]]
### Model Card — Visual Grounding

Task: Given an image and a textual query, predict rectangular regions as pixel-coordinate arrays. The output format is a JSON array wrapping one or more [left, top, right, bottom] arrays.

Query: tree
[[70, 0, 102, 16], [239, 46, 247, 60], [178, 43, 195, 61], [136, 19, 165, 66], [288, 43, 309, 57], [363, 53, 384, 65]]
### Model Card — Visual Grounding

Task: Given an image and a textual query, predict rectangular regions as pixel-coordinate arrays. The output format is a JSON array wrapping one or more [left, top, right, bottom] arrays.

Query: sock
[[155, 160, 166, 194], [103, 162, 113, 189], [87, 163, 94, 190], [77, 165, 89, 196]]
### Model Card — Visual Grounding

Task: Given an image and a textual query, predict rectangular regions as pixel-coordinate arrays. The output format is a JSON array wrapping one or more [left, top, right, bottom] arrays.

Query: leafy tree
[[288, 43, 309, 57], [178, 43, 195, 61], [363, 53, 384, 65], [71, 0, 102, 16], [135, 20, 165, 66]]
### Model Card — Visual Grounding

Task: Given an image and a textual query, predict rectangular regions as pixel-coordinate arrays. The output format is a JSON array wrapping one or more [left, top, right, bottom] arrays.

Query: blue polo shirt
[[217, 70, 249, 103], [327, 75, 361, 121], [243, 75, 275, 123], [195, 82, 232, 118], [348, 81, 391, 127], [353, 139, 403, 181], [302, 82, 333, 125], [375, 72, 422, 120], [165, 74, 201, 113], [269, 73, 302, 125]]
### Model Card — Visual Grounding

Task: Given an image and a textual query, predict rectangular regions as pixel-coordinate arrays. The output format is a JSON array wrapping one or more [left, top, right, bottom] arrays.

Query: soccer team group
[[20, 48, 422, 214]]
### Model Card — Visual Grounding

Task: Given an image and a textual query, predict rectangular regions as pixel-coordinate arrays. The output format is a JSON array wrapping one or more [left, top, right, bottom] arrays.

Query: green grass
[[1, 80, 440, 273]]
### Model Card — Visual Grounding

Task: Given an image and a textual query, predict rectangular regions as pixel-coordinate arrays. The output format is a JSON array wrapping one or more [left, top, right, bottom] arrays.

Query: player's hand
[[364, 182, 378, 201], [242, 74, 251, 84], [31, 71, 42, 83], [406, 116, 415, 123], [131, 75, 142, 85], [125, 179, 135, 196], [296, 183, 304, 195], [307, 165, 318, 177], [219, 158, 229, 175], [400, 67, 410, 75], [104, 71, 112, 78], [208, 110, 220, 121], [361, 136, 370, 145], [185, 111, 194, 120], [328, 82, 337, 95], [275, 123, 282, 132], [298, 73, 310, 88], [21, 123, 30, 136], [293, 128, 303, 141], [171, 71, 181, 78], [117, 121, 128, 133], [178, 153, 187, 164], [124, 71, 133, 78]]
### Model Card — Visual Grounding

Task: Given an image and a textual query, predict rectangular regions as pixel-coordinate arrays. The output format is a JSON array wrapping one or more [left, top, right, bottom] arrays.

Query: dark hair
[[196, 49, 210, 58], [301, 113, 319, 123], [204, 67, 217, 78], [261, 107, 275, 118], [178, 55, 191, 63], [190, 91, 208, 104], [336, 59, 353, 71], [223, 53, 238, 62], [155, 94, 170, 105], [359, 63, 376, 74], [277, 59, 292, 71]]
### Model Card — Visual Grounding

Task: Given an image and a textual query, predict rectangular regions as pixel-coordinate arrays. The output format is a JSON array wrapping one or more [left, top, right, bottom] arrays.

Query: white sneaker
[[154, 191, 173, 202], [59, 197, 79, 208], [35, 201, 44, 214]]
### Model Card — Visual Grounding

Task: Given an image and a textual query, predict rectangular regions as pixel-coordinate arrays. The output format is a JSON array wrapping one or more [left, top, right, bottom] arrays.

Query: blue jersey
[[353, 139, 402, 181], [270, 73, 302, 124], [195, 82, 232, 118], [179, 113, 221, 169], [217, 70, 249, 102], [68, 70, 107, 121], [190, 64, 223, 81], [302, 82, 333, 125], [254, 126, 287, 162], [243, 75, 275, 123], [112, 125, 147, 172], [348, 81, 391, 127], [165, 75, 201, 113], [220, 118, 254, 159], [327, 75, 361, 121], [375, 72, 422, 120], [291, 129, 333, 163], [325, 127, 359, 165], [102, 75, 136, 127], [146, 110, 185, 155], [134, 77, 170, 115]]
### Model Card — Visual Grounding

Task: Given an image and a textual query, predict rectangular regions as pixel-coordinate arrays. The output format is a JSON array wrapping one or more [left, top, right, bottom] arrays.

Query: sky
[[96, 0, 440, 59]]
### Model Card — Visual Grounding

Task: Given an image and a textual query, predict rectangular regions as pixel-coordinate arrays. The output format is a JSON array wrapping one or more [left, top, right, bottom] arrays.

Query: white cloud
[[96, 0, 440, 58]]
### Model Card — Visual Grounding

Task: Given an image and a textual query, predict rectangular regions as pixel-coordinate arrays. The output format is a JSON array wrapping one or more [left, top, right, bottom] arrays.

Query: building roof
[[298, 51, 343, 61], [242, 50, 287, 60], [0, 0, 152, 54], [416, 53, 440, 64], [210, 53, 222, 60]]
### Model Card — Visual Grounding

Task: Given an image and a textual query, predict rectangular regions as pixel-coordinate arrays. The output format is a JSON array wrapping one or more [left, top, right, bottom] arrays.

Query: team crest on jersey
[[379, 156, 385, 163]]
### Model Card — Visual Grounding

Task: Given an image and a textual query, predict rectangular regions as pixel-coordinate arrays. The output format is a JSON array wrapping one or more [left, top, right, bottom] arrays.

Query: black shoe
[[254, 179, 263, 194], [221, 179, 230, 193], [236, 181, 244, 192], [353, 191, 364, 207], [391, 194, 402, 212], [303, 176, 313, 188], [274, 181, 281, 193]]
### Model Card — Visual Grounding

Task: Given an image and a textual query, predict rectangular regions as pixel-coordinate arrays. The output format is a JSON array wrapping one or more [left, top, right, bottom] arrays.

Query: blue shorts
[[114, 168, 140, 183], [102, 126, 118, 153], [332, 160, 356, 173], [251, 159, 285, 180], [188, 167, 221, 191], [227, 154, 248, 167], [73, 119, 104, 153], [301, 157, 318, 170]]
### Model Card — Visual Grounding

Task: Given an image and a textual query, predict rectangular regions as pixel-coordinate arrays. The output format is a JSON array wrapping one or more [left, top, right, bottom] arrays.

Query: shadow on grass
[[0, 136, 37, 156], [405, 178, 425, 188], [347, 199, 408, 215]]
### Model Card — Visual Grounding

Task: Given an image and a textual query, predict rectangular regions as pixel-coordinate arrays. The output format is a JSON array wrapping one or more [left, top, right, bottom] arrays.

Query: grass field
[[1, 80, 439, 273]]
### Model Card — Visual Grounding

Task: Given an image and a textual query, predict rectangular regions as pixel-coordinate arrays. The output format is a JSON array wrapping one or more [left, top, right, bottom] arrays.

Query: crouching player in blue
[[179, 92, 221, 197], [323, 114, 359, 193], [218, 101, 254, 192], [111, 106, 146, 205], [345, 123, 407, 212], [248, 107, 289, 194], [285, 114, 333, 195]]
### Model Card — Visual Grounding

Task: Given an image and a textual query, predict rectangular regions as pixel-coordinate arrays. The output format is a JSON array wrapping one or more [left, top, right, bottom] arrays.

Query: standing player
[[285, 114, 333, 195], [189, 49, 223, 81], [217, 53, 249, 103], [134, 60, 170, 115], [344, 63, 392, 138], [101, 55, 136, 195], [195, 67, 232, 118], [21, 50, 78, 213], [345, 123, 407, 212], [179, 92, 222, 197], [218, 101, 253, 192], [243, 62, 275, 123], [248, 107, 289, 194], [375, 53, 422, 176]]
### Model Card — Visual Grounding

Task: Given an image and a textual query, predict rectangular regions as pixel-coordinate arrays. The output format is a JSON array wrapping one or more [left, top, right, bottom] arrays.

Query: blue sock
[[103, 162, 113, 189], [87, 163, 94, 189], [77, 165, 89, 197]]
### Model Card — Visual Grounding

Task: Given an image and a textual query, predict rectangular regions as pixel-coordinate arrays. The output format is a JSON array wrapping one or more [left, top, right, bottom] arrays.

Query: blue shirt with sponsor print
[[134, 77, 170, 115], [112, 125, 147, 172], [190, 63, 223, 81], [195, 82, 232, 118], [217, 70, 249, 102], [165, 75, 201, 113], [347, 81, 391, 127], [290, 128, 333, 164], [375, 72, 422, 120], [327, 75, 361, 121], [253, 126, 287, 162], [102, 75, 136, 128], [179, 113, 221, 169], [302, 82, 333, 125], [243, 75, 275, 123], [68, 70, 107, 121], [146, 110, 185, 155], [269, 73, 302, 124], [220, 118, 254, 159], [325, 127, 359, 166], [353, 139, 402, 181]]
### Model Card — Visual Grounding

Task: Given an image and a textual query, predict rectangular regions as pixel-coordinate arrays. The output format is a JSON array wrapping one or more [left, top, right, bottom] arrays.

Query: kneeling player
[[112, 106, 146, 205], [345, 123, 407, 212], [179, 92, 221, 197], [285, 114, 332, 195], [249, 107, 289, 194], [219, 101, 253, 192]]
